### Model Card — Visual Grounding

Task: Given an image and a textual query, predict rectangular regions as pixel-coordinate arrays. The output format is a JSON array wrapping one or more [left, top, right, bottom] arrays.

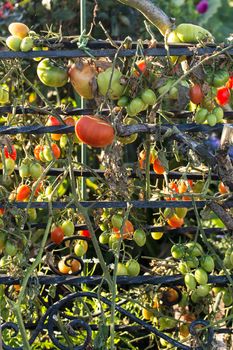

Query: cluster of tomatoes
[[192, 70, 233, 126]]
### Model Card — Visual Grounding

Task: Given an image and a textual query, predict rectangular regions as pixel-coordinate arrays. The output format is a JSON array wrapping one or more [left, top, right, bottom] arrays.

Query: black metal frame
[[0, 42, 233, 350]]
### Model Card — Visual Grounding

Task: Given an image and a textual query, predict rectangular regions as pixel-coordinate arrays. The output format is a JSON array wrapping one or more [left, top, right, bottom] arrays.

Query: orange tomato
[[0, 208, 5, 215], [51, 143, 61, 159], [70, 259, 81, 273], [34, 145, 44, 160], [46, 116, 62, 141], [134, 60, 148, 77], [219, 181, 229, 194], [16, 184, 31, 201], [178, 180, 188, 194], [167, 214, 184, 228], [112, 219, 134, 239], [153, 158, 165, 174]]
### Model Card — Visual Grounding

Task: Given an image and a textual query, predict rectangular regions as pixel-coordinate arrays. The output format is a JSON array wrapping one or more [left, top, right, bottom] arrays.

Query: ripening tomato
[[134, 60, 148, 77], [58, 259, 71, 274], [0, 208, 5, 216], [153, 158, 165, 174], [46, 116, 62, 141], [167, 214, 184, 228], [113, 219, 134, 239], [70, 259, 81, 273], [75, 116, 114, 148], [4, 145, 17, 161], [16, 184, 31, 201], [68, 62, 96, 99], [79, 229, 91, 238], [51, 143, 61, 159], [189, 84, 204, 105], [226, 76, 233, 89], [33, 181, 43, 197], [51, 226, 64, 244], [8, 22, 29, 39], [34, 145, 44, 160], [219, 181, 229, 194], [216, 87, 230, 106], [178, 180, 188, 194]]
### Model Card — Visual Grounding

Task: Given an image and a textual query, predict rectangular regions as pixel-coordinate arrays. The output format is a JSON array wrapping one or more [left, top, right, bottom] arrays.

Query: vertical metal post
[[80, 0, 87, 200]]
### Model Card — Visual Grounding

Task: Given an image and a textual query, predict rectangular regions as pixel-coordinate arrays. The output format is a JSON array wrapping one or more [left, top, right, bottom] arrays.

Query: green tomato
[[6, 36, 22, 51], [108, 233, 120, 250], [141, 89, 157, 105], [171, 244, 185, 259], [62, 220, 75, 236], [116, 262, 128, 276], [111, 214, 123, 229], [178, 261, 190, 275], [60, 134, 68, 148], [196, 284, 210, 298], [213, 107, 224, 122], [117, 96, 129, 107], [200, 255, 215, 273], [184, 273, 197, 290], [169, 86, 178, 100], [186, 242, 203, 257], [191, 290, 201, 303], [129, 97, 145, 115], [43, 146, 53, 162], [5, 240, 17, 256], [223, 289, 233, 306], [20, 37, 34, 52], [5, 158, 15, 175], [213, 71, 229, 88], [186, 256, 199, 269], [74, 240, 88, 256], [97, 67, 125, 100], [19, 163, 30, 178], [29, 162, 43, 179], [207, 113, 217, 127], [195, 108, 208, 124], [99, 232, 110, 244], [37, 59, 68, 87], [133, 229, 146, 247], [126, 259, 140, 276], [194, 268, 208, 285]]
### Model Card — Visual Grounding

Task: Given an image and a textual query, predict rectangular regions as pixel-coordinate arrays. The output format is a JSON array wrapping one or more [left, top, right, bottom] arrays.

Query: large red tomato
[[75, 116, 114, 148]]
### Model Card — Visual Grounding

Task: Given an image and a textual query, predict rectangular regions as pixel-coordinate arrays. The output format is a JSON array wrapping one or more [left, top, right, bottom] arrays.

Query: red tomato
[[46, 116, 62, 141], [51, 143, 61, 159], [216, 87, 230, 106], [34, 145, 44, 160], [51, 226, 64, 244], [33, 181, 43, 197], [153, 158, 165, 174], [189, 84, 204, 105], [75, 116, 114, 148], [0, 208, 5, 215], [169, 182, 179, 193], [167, 214, 184, 228], [134, 60, 148, 77], [79, 230, 91, 238], [226, 76, 233, 89], [16, 184, 31, 201], [4, 145, 17, 161]]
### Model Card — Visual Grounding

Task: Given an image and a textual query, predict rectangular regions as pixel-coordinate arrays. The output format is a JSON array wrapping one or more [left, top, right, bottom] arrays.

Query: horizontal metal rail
[[0, 122, 229, 135], [0, 274, 231, 286], [3, 200, 233, 209], [0, 44, 232, 59]]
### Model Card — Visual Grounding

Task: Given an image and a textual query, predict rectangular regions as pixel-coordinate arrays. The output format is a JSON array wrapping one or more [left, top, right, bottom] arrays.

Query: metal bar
[[4, 200, 233, 209], [0, 46, 232, 59], [0, 274, 232, 286], [9, 168, 220, 180], [0, 106, 232, 119], [0, 122, 229, 135], [80, 0, 87, 201]]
